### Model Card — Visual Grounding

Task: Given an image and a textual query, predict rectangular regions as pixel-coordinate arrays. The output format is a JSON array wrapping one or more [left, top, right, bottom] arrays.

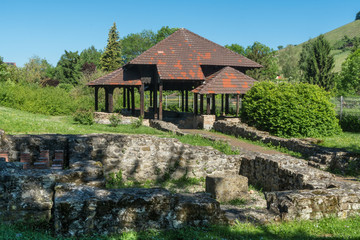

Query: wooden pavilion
[[88, 28, 262, 120]]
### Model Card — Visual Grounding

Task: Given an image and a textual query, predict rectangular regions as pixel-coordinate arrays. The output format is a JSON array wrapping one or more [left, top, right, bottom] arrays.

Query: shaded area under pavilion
[[88, 28, 262, 120]]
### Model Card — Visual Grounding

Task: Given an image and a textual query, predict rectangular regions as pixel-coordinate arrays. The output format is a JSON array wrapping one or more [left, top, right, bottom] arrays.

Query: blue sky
[[1, 0, 359, 67]]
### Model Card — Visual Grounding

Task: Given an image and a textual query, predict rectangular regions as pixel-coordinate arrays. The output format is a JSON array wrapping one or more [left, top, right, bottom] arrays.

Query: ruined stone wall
[[213, 120, 360, 171], [1, 134, 241, 182]]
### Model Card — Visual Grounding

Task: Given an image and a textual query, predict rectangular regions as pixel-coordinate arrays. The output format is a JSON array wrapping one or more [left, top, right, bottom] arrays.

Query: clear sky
[[1, 0, 359, 67]]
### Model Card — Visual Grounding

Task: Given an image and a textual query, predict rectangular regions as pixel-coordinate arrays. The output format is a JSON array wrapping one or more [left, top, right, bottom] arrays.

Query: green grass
[[0, 106, 237, 155], [319, 132, 360, 153], [2, 216, 360, 239]]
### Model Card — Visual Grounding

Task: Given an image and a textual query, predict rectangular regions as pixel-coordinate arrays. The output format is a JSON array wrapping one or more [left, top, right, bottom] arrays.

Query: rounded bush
[[241, 81, 341, 138]]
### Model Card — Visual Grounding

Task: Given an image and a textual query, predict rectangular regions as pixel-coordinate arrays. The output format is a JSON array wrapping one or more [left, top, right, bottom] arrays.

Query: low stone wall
[[0, 161, 224, 237], [2, 132, 360, 230], [240, 153, 335, 192], [54, 184, 224, 237], [0, 134, 241, 182], [213, 120, 360, 171], [149, 120, 185, 135], [266, 188, 360, 221]]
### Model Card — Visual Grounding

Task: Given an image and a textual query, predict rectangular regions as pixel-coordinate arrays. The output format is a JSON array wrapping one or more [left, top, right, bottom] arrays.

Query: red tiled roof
[[128, 28, 262, 80], [87, 68, 141, 86], [192, 66, 257, 94]]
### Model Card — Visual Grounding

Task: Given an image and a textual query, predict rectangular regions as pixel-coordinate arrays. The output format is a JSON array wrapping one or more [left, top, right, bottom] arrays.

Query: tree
[[356, 11, 360, 21], [121, 30, 156, 63], [79, 46, 102, 69], [337, 48, 360, 95], [225, 44, 245, 55], [278, 45, 300, 81], [299, 35, 335, 91], [23, 56, 53, 84], [0, 56, 9, 82], [100, 22, 123, 72], [155, 26, 179, 43], [54, 50, 81, 86], [277, 45, 284, 50], [244, 42, 278, 81]]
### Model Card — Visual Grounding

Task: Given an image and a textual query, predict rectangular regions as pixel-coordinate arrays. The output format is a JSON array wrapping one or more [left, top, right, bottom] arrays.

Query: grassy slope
[[282, 20, 360, 72]]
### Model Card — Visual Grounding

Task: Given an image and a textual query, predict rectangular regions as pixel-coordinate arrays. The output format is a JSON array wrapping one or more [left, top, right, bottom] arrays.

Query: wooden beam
[[127, 87, 130, 111], [181, 90, 185, 112], [123, 87, 126, 108], [185, 90, 189, 112], [105, 87, 114, 113], [200, 94, 204, 114], [206, 95, 211, 115], [131, 87, 135, 116], [225, 94, 229, 114], [105, 87, 109, 112], [149, 90, 153, 107], [94, 87, 99, 111], [153, 79, 158, 119], [194, 93, 198, 115], [159, 82, 163, 120], [221, 94, 224, 116], [211, 94, 216, 115], [236, 94, 240, 117], [140, 83, 145, 118]]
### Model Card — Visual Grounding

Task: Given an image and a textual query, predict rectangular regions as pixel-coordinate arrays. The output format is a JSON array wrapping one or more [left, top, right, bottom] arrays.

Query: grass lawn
[[0, 106, 238, 155], [1, 216, 360, 239], [319, 132, 360, 153]]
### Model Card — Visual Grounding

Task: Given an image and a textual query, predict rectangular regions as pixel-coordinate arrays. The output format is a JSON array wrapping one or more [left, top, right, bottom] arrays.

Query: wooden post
[[211, 94, 216, 115], [105, 88, 109, 112], [185, 90, 189, 112], [194, 93, 198, 115], [340, 96, 344, 121], [236, 94, 240, 117], [221, 94, 224, 116], [123, 87, 126, 108], [94, 87, 99, 111], [131, 87, 135, 116], [200, 94, 204, 114], [181, 90, 185, 112], [159, 82, 163, 120], [106, 87, 114, 113], [149, 90, 153, 107], [140, 83, 145, 118], [206, 95, 211, 115], [127, 87, 130, 111], [153, 79, 158, 119], [225, 94, 229, 114]]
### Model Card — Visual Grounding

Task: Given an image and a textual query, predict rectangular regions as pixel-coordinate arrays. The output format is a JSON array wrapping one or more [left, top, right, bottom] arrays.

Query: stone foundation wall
[[2, 132, 360, 231], [213, 120, 360, 171], [0, 134, 241, 182], [266, 188, 360, 221]]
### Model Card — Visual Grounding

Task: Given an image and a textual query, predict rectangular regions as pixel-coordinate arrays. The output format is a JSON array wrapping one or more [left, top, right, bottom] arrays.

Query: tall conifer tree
[[299, 35, 334, 91], [100, 23, 123, 72]]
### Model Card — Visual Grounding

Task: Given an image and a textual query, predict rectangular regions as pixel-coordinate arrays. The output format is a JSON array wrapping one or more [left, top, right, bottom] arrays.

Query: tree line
[[1, 22, 359, 97]]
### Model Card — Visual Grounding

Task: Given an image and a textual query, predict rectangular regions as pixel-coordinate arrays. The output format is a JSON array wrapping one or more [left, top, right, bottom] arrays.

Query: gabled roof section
[[87, 68, 141, 86], [128, 28, 262, 80], [192, 66, 257, 94]]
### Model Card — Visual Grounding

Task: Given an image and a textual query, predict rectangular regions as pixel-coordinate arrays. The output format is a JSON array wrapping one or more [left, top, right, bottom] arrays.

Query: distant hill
[[282, 20, 360, 72]]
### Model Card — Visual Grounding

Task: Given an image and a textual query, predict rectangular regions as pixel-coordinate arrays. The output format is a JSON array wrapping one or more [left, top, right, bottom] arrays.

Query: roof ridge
[[127, 28, 185, 66], [182, 29, 262, 68]]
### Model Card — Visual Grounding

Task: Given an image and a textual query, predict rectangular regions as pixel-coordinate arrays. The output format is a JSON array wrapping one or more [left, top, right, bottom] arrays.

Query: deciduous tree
[[55, 50, 81, 86], [337, 48, 360, 95], [225, 44, 245, 55]]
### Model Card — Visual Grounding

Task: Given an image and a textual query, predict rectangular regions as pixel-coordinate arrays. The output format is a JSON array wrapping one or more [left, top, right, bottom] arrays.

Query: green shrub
[[73, 109, 94, 125], [339, 114, 360, 132], [109, 114, 122, 127], [241, 81, 341, 138], [131, 117, 143, 128]]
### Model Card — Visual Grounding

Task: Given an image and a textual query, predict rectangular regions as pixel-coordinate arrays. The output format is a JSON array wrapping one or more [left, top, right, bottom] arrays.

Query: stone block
[[206, 174, 248, 202], [201, 115, 216, 130]]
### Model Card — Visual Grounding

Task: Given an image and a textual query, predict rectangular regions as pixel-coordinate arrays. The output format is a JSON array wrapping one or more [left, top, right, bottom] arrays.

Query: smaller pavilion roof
[[87, 68, 142, 86], [192, 66, 257, 94]]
